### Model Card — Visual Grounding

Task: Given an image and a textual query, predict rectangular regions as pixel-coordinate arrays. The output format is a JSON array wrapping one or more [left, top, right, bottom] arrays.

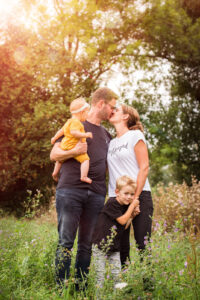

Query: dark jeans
[[55, 188, 105, 285], [120, 191, 153, 266]]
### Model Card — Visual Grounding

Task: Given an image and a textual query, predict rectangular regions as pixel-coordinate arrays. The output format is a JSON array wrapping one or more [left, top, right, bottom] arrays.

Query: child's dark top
[[92, 197, 128, 254]]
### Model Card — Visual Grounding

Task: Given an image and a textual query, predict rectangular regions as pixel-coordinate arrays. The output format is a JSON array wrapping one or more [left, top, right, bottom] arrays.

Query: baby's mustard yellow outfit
[[60, 118, 89, 163]]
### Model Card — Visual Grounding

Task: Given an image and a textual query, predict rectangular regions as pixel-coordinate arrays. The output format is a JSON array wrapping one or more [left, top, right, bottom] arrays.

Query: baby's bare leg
[[52, 161, 62, 182], [80, 160, 92, 183]]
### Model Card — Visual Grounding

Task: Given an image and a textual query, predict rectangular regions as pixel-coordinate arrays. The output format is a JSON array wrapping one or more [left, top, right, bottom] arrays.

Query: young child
[[51, 97, 93, 183], [92, 175, 140, 290]]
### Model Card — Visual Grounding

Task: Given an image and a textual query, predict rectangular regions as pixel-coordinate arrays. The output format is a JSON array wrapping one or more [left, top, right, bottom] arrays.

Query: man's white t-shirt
[[107, 130, 151, 197]]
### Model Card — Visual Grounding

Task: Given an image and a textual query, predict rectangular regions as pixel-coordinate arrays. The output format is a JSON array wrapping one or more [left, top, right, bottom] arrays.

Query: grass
[[0, 216, 199, 300]]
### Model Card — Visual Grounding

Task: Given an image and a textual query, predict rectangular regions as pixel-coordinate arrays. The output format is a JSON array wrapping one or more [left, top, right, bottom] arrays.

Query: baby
[[51, 97, 92, 183]]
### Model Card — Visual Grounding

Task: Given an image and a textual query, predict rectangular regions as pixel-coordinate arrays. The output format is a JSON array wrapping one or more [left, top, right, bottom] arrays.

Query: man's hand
[[50, 141, 87, 162], [73, 141, 87, 156]]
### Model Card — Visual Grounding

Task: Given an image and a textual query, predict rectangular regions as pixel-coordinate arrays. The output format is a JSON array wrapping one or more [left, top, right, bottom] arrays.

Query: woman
[[107, 104, 153, 265]]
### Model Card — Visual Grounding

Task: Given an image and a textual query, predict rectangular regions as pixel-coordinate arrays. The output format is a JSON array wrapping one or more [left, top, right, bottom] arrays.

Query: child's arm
[[125, 205, 140, 229], [116, 199, 139, 226], [70, 130, 93, 139], [51, 128, 64, 144]]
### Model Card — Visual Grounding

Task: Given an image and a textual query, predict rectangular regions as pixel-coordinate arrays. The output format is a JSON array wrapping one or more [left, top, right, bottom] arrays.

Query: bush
[[153, 177, 200, 231]]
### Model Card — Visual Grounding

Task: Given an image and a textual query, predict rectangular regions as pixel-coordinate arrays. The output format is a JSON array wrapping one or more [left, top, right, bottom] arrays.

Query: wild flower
[[184, 261, 187, 268], [179, 270, 184, 276], [122, 268, 128, 273], [99, 226, 117, 254], [153, 177, 200, 231], [30, 239, 36, 244]]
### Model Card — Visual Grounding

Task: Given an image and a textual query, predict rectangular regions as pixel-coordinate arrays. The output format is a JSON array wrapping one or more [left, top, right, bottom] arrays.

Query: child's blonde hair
[[116, 175, 137, 191], [70, 97, 90, 114]]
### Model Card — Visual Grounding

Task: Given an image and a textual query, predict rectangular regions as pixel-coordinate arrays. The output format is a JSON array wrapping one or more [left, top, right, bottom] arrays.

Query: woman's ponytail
[[122, 104, 144, 132]]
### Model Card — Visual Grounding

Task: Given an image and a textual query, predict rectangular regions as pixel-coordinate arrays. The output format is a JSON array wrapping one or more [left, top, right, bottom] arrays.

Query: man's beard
[[98, 107, 109, 121]]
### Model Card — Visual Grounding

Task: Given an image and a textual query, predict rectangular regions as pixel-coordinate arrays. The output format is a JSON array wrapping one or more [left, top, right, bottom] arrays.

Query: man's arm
[[50, 141, 87, 162]]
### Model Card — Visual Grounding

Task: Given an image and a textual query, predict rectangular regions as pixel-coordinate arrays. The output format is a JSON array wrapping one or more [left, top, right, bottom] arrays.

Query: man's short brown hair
[[91, 87, 118, 105]]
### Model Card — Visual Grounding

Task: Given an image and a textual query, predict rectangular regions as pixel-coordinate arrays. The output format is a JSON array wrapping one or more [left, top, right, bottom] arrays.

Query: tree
[[126, 0, 200, 185], [0, 0, 145, 209], [1, 0, 200, 212]]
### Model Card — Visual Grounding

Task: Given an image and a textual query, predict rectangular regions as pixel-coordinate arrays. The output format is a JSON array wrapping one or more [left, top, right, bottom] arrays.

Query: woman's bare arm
[[134, 140, 149, 199]]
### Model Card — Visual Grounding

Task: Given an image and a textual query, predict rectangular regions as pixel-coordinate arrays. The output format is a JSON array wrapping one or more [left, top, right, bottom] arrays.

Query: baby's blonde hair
[[69, 97, 88, 114], [116, 175, 137, 192]]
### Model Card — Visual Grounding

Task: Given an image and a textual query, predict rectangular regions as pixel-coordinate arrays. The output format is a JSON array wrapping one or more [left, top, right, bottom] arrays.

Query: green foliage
[[22, 189, 43, 219], [1, 0, 200, 209], [0, 0, 146, 207], [0, 216, 199, 299], [137, 0, 200, 184]]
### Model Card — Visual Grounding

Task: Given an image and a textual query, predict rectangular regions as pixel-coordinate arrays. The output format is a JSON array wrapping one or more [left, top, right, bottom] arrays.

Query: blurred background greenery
[[0, 0, 199, 214]]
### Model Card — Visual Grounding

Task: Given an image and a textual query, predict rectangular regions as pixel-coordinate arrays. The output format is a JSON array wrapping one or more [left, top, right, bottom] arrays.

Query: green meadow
[[0, 214, 199, 300]]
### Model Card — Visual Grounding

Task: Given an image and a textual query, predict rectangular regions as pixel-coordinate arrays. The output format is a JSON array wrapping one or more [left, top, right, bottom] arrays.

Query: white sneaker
[[114, 282, 128, 289]]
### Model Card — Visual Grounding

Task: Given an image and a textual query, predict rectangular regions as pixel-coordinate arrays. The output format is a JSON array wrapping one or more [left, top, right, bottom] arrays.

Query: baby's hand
[[86, 132, 93, 139], [51, 137, 56, 145]]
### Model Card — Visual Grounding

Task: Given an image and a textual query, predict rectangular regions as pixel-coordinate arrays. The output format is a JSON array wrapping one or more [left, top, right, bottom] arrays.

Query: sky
[[101, 63, 171, 104]]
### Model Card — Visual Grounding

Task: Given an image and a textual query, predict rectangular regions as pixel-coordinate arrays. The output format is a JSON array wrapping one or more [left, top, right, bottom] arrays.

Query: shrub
[[153, 177, 200, 231]]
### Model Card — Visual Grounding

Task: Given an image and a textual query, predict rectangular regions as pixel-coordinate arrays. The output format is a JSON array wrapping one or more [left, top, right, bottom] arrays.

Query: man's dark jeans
[[55, 188, 105, 285]]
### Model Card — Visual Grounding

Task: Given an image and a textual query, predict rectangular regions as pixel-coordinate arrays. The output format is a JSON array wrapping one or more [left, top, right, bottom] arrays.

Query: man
[[50, 87, 118, 289]]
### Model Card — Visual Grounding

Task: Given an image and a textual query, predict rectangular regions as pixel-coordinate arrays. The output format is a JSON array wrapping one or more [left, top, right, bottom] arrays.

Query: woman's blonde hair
[[121, 104, 144, 132]]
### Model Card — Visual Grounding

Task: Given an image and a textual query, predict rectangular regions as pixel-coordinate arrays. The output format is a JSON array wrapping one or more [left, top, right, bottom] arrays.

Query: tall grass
[[0, 217, 199, 299], [153, 177, 200, 231], [0, 180, 200, 299]]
